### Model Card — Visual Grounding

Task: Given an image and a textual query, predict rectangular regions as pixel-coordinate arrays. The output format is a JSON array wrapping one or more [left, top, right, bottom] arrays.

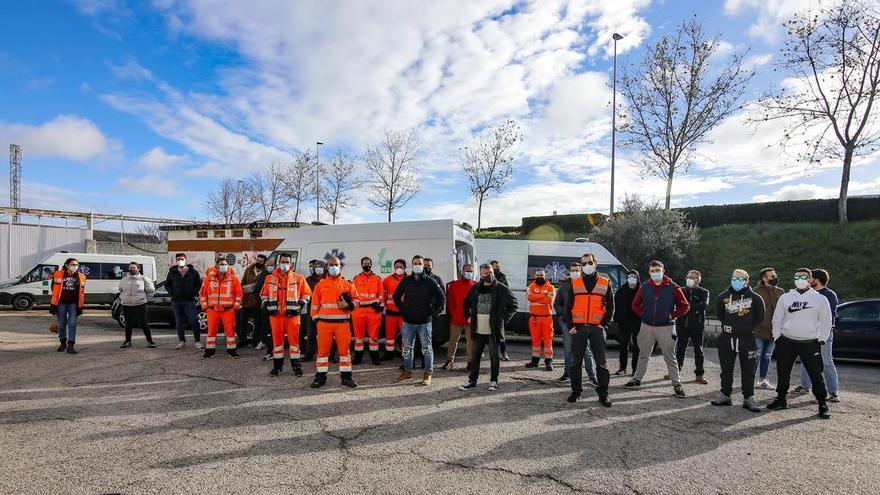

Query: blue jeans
[[755, 336, 775, 379], [171, 300, 201, 343], [56, 303, 79, 343], [402, 322, 433, 372], [800, 332, 839, 394], [563, 326, 595, 380]]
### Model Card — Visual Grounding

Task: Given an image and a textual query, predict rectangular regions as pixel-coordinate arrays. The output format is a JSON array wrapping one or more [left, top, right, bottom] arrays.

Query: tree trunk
[[664, 166, 674, 210], [476, 195, 484, 231], [387, 209, 392, 223], [839, 148, 853, 225]]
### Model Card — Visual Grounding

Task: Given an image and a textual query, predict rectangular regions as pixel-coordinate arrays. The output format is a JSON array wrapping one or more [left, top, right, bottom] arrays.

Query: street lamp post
[[315, 141, 323, 222], [610, 32, 624, 216]]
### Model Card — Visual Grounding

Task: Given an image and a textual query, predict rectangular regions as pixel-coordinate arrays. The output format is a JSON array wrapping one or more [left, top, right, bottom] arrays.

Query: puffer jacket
[[118, 274, 155, 306]]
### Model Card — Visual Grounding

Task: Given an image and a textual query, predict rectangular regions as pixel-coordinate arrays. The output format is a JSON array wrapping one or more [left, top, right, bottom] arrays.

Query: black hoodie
[[715, 286, 766, 335]]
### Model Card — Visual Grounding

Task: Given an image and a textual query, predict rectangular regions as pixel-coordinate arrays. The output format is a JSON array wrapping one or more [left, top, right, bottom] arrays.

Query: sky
[[1, 0, 879, 228]]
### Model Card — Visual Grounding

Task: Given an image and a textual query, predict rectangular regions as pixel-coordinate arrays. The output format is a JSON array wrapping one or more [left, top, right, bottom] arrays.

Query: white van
[[0, 253, 156, 310]]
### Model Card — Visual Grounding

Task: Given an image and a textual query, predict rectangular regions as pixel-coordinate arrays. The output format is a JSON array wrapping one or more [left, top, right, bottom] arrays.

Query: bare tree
[[755, 0, 880, 224], [459, 120, 522, 230], [363, 129, 422, 222], [134, 223, 168, 244], [204, 177, 258, 223], [281, 152, 318, 223], [619, 18, 754, 209], [320, 151, 362, 224], [246, 160, 291, 221]]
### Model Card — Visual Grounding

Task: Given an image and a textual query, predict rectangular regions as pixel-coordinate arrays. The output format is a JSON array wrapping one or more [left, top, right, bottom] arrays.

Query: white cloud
[[115, 173, 182, 197], [108, 58, 154, 81], [723, 0, 812, 44], [744, 53, 773, 69], [752, 176, 880, 202], [137, 146, 185, 171], [0, 114, 120, 162]]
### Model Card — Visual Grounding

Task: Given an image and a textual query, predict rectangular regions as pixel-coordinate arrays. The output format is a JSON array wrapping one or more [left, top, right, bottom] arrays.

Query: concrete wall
[[89, 241, 169, 277], [1, 223, 89, 280]]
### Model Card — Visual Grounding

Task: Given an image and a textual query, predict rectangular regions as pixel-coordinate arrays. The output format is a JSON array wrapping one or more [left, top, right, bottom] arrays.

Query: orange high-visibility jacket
[[311, 276, 359, 322], [352, 272, 384, 315], [572, 275, 610, 325], [527, 281, 556, 316], [50, 270, 87, 308], [199, 267, 243, 311], [261, 268, 311, 312], [382, 274, 405, 314]]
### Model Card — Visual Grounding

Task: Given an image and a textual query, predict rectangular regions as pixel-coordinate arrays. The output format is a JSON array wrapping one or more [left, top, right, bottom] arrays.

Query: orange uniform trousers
[[316, 321, 352, 373], [206, 307, 238, 349], [353, 311, 382, 352], [270, 314, 301, 359], [384, 314, 403, 352], [529, 315, 553, 359]]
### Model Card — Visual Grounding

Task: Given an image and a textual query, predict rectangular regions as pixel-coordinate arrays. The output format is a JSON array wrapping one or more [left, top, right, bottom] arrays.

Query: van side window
[[78, 262, 99, 278], [100, 263, 142, 280], [22, 265, 58, 284]]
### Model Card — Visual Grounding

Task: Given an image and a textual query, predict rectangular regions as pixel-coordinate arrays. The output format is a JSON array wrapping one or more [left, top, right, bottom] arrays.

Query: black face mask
[[424, 266, 432, 275], [362, 265, 371, 272], [535, 278, 546, 285], [768, 277, 779, 286]]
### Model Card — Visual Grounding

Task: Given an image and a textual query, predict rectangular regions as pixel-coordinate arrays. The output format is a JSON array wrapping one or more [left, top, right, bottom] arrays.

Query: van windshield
[[21, 265, 58, 284]]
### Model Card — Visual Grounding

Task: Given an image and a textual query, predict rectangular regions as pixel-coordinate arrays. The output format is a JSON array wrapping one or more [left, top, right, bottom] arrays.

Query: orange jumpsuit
[[199, 267, 243, 350], [382, 273, 405, 352], [352, 271, 384, 353], [527, 281, 555, 359], [311, 275, 359, 375], [261, 268, 312, 360]]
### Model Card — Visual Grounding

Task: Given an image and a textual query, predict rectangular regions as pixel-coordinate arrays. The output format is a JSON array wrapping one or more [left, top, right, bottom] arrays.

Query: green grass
[[689, 220, 880, 310]]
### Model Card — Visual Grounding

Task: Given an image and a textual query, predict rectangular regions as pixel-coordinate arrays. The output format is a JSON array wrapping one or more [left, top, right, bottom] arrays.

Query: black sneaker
[[293, 367, 304, 377], [673, 385, 687, 398], [202, 349, 216, 359], [341, 378, 358, 388], [66, 344, 78, 355], [310, 380, 324, 389], [120, 342, 132, 348], [525, 358, 540, 368], [567, 393, 580, 403], [57, 340, 67, 352], [613, 369, 627, 376], [544, 360, 554, 372], [624, 379, 641, 388], [227, 349, 239, 359], [818, 403, 831, 419], [457, 382, 477, 391], [766, 398, 788, 411], [598, 396, 613, 407], [557, 374, 570, 384], [147, 342, 157, 348], [711, 394, 733, 406], [270, 368, 281, 376]]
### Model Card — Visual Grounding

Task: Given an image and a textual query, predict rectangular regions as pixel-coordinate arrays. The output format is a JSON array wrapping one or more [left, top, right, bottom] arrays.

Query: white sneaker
[[488, 381, 499, 392], [175, 341, 186, 350], [195, 341, 205, 350], [758, 379, 776, 390], [255, 342, 266, 351]]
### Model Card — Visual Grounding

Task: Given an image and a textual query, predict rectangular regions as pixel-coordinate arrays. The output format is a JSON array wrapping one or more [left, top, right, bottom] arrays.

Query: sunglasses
[[793, 275, 809, 280], [731, 277, 746, 282]]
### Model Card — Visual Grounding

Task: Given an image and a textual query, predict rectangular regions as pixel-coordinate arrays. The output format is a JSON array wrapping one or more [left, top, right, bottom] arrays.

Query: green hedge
[[521, 213, 606, 234], [676, 196, 880, 228]]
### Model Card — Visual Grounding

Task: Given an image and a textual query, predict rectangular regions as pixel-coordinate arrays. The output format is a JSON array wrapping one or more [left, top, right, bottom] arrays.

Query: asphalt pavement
[[0, 309, 878, 494]]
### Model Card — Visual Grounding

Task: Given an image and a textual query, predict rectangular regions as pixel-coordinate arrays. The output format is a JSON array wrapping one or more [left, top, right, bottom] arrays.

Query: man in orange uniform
[[525, 267, 556, 372], [199, 257, 243, 359], [352, 256, 384, 366], [261, 252, 311, 377], [381, 259, 407, 360], [310, 256, 359, 389]]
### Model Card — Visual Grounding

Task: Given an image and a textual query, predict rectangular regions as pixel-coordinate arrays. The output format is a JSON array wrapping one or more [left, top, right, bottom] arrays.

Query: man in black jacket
[[711, 268, 765, 412], [166, 253, 203, 350], [555, 256, 615, 407], [488, 259, 512, 361], [676, 270, 710, 384], [613, 270, 641, 375], [459, 263, 518, 392], [393, 255, 445, 386]]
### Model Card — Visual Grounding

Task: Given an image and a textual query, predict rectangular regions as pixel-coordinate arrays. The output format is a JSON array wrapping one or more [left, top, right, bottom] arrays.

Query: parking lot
[[1, 309, 878, 495]]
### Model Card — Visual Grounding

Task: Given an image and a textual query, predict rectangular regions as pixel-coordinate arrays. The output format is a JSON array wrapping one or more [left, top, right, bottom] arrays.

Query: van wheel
[[11, 294, 35, 311]]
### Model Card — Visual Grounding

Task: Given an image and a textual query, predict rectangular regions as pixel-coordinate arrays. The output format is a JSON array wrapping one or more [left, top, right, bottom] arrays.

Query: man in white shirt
[[767, 267, 833, 419]]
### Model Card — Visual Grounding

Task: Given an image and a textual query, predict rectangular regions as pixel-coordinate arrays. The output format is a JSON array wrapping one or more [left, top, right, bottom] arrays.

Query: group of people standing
[[48, 252, 841, 418]]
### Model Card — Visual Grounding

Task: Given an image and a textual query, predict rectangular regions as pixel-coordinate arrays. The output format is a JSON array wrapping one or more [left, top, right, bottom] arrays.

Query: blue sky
[[1, 0, 878, 227]]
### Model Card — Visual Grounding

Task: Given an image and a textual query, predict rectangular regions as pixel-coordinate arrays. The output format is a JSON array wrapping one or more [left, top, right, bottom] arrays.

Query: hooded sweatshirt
[[715, 286, 765, 335], [771, 288, 833, 342], [631, 275, 690, 326]]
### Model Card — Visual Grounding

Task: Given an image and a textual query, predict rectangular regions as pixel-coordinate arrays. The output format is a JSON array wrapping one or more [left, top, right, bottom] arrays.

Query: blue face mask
[[650, 272, 663, 282], [464, 271, 475, 280], [731, 278, 746, 291]]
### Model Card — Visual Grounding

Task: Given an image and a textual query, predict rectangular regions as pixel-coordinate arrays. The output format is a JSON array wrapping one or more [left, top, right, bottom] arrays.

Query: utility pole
[[315, 141, 323, 222], [610, 32, 624, 216], [9, 144, 21, 223]]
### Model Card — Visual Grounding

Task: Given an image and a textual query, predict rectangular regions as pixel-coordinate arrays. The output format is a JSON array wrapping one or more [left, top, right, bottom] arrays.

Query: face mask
[[177, 260, 187, 268], [650, 272, 663, 282], [794, 279, 809, 290], [412, 265, 424, 274], [68, 265, 79, 273], [731, 279, 745, 291], [218, 265, 228, 273], [265, 265, 275, 273], [570, 271, 581, 279], [535, 277, 546, 286], [130, 268, 139, 275], [768, 277, 779, 286], [328, 265, 341, 277], [309, 267, 315, 275], [362, 265, 372, 272], [279, 263, 290, 272], [627, 276, 638, 285], [315, 267, 325, 276], [395, 267, 405, 276], [464, 271, 474, 280], [686, 279, 695, 288], [583, 264, 596, 276], [424, 266, 432, 275]]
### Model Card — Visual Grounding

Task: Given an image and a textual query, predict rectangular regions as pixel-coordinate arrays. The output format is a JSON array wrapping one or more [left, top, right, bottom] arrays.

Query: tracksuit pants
[[270, 314, 301, 359], [353, 311, 382, 352], [634, 323, 680, 385], [528, 316, 554, 359], [206, 307, 237, 350], [775, 335, 827, 404], [316, 321, 352, 374], [617, 322, 640, 372], [675, 324, 706, 376], [570, 324, 609, 397], [717, 333, 756, 399]]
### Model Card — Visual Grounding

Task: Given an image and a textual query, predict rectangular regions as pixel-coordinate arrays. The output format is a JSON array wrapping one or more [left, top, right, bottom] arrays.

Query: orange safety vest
[[527, 281, 555, 316], [353, 272, 384, 314], [382, 274, 405, 313], [50, 270, 86, 308], [311, 275, 359, 322], [199, 267, 243, 310], [261, 269, 311, 312], [571, 275, 609, 325]]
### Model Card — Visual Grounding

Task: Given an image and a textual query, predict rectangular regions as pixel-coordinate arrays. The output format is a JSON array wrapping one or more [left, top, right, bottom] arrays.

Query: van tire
[[12, 294, 35, 311]]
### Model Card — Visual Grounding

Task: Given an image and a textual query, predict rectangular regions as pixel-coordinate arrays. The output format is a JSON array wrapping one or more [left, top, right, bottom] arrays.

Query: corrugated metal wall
[[0, 223, 88, 280]]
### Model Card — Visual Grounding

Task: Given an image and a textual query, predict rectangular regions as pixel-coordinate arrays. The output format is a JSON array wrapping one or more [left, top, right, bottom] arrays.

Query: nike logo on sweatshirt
[[787, 302, 811, 313]]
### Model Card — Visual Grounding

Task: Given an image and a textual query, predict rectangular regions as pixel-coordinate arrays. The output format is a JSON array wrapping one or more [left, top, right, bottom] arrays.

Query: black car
[[833, 299, 880, 362], [111, 281, 208, 333]]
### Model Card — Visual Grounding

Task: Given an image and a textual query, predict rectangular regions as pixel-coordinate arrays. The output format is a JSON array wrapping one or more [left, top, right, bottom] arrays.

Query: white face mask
[[395, 267, 405, 276], [177, 259, 187, 267], [279, 263, 290, 272], [218, 265, 229, 273], [68, 265, 79, 273], [583, 264, 596, 275], [315, 267, 324, 275], [464, 271, 474, 280], [412, 265, 424, 274], [794, 279, 809, 290], [686, 278, 695, 288], [627, 276, 638, 285], [328, 265, 341, 276], [570, 271, 581, 279]]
